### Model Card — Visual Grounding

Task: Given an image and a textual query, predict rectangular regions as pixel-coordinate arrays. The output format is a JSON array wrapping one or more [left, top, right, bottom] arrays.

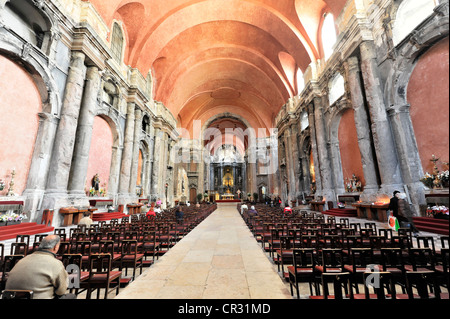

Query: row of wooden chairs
[[285, 246, 449, 299], [238, 204, 449, 299], [0, 204, 217, 298]]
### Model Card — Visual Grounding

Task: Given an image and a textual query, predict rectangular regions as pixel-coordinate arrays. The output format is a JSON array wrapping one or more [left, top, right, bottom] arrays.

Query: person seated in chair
[[5, 235, 75, 299], [78, 212, 93, 228]]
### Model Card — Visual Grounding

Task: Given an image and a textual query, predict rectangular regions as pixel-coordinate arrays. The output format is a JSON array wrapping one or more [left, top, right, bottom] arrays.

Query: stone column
[[23, 112, 59, 222], [283, 129, 296, 201], [129, 108, 143, 194], [388, 105, 426, 214], [118, 103, 136, 198], [359, 41, 403, 193], [289, 122, 301, 200], [45, 51, 86, 194], [68, 66, 101, 196], [151, 128, 162, 199], [345, 56, 379, 200], [312, 96, 335, 203]]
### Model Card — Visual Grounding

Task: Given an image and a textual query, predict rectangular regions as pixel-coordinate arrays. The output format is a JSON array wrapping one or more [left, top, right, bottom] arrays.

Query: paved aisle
[[115, 203, 292, 299]]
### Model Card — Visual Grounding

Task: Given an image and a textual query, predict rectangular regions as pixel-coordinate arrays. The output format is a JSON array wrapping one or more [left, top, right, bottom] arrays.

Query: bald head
[[39, 234, 61, 253]]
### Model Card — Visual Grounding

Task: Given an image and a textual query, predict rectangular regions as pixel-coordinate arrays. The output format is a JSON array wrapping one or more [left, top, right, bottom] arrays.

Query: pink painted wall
[[0, 55, 41, 196], [408, 37, 449, 173], [338, 109, 366, 187], [85, 116, 113, 194]]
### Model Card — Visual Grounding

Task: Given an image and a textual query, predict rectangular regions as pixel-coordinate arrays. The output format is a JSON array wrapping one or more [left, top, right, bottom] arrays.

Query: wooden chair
[[70, 241, 92, 270], [141, 231, 160, 264], [354, 271, 397, 299], [435, 248, 449, 289], [287, 248, 318, 298], [119, 239, 144, 280], [0, 255, 24, 290], [309, 272, 353, 299], [401, 270, 441, 299], [83, 253, 121, 299], [274, 235, 294, 280], [405, 247, 436, 272], [1, 289, 33, 299], [61, 253, 89, 295], [343, 248, 379, 294], [380, 248, 407, 293]]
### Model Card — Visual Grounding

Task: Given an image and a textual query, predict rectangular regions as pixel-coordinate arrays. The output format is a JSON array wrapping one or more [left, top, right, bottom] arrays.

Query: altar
[[221, 194, 235, 200]]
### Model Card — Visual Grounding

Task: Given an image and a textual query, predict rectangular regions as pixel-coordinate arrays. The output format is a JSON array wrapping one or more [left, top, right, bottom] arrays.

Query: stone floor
[[115, 203, 292, 299]]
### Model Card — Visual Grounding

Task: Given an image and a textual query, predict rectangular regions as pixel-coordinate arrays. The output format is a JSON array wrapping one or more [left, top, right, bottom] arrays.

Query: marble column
[[45, 51, 86, 194], [151, 128, 163, 201], [359, 41, 403, 193], [68, 66, 101, 196], [118, 103, 136, 197], [289, 123, 301, 199], [129, 108, 143, 194], [40, 51, 87, 226], [388, 105, 426, 214], [345, 56, 379, 200], [23, 112, 59, 222], [312, 96, 335, 203]]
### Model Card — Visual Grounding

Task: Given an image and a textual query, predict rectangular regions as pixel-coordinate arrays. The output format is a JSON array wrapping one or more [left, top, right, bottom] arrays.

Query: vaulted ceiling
[[88, 0, 347, 138]]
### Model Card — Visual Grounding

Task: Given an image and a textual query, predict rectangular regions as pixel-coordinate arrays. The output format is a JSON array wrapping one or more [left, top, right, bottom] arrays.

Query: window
[[300, 110, 309, 131], [328, 73, 345, 105], [393, 0, 439, 46], [111, 22, 124, 62], [321, 13, 337, 61]]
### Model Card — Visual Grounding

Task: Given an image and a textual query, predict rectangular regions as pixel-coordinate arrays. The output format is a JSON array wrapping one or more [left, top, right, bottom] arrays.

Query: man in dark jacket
[[388, 190, 400, 218]]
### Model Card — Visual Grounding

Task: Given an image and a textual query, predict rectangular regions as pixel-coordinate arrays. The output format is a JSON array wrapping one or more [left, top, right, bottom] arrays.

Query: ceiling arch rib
[[152, 20, 297, 102], [156, 46, 293, 115], [133, 0, 314, 76], [165, 58, 285, 125]]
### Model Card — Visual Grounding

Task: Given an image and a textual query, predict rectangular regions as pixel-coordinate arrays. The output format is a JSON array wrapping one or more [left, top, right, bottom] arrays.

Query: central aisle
[[115, 203, 292, 299]]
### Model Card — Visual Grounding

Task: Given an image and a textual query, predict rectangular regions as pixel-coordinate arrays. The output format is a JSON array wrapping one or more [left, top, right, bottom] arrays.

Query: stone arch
[[385, 2, 449, 109]]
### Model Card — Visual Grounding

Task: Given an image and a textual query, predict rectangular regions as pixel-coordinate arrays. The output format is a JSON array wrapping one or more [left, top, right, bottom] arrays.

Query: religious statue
[[92, 174, 100, 191]]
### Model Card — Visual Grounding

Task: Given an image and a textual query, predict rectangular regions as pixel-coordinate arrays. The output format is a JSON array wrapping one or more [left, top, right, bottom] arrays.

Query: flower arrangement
[[420, 170, 449, 189], [426, 205, 449, 218], [0, 179, 5, 191], [0, 212, 26, 224], [420, 172, 435, 188]]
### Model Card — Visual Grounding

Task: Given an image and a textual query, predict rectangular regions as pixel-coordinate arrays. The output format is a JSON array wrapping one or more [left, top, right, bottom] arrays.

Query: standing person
[[388, 190, 400, 219], [175, 206, 184, 224], [397, 192, 420, 236], [5, 235, 75, 299]]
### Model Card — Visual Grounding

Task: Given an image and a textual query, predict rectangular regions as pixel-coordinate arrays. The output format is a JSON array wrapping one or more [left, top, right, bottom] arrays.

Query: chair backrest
[[363, 271, 396, 299], [349, 248, 375, 269], [15, 235, 30, 246], [380, 248, 405, 270], [71, 241, 92, 256], [408, 247, 435, 271], [2, 255, 24, 274], [10, 242, 28, 256], [61, 253, 83, 271], [321, 249, 344, 271], [88, 253, 112, 279], [440, 236, 449, 249], [416, 236, 436, 253], [1, 290, 33, 299], [321, 272, 353, 299], [121, 239, 138, 256], [405, 270, 440, 299], [292, 248, 315, 269]]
